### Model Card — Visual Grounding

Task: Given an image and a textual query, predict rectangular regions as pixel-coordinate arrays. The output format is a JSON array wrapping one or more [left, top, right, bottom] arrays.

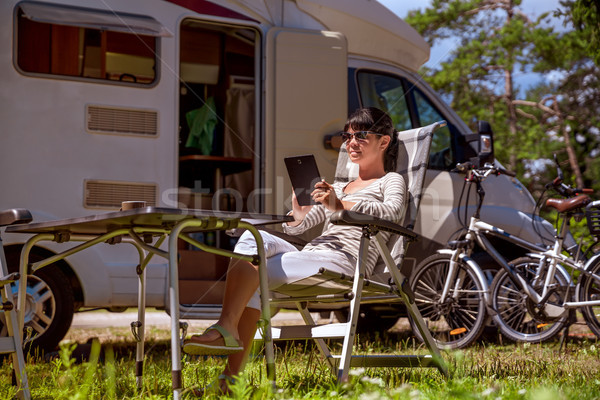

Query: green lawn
[[2, 325, 600, 399]]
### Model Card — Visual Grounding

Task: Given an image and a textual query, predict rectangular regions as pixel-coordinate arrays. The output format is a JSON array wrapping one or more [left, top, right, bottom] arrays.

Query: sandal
[[183, 324, 243, 356]]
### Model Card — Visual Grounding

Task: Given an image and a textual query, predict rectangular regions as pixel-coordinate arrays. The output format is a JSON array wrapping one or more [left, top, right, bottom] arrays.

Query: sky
[[376, 0, 566, 91]]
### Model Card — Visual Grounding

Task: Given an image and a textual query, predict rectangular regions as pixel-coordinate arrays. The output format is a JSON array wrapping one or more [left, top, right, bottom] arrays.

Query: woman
[[183, 107, 406, 392]]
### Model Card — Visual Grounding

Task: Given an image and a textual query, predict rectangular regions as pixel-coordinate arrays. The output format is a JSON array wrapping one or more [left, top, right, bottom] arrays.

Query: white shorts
[[234, 230, 355, 310]]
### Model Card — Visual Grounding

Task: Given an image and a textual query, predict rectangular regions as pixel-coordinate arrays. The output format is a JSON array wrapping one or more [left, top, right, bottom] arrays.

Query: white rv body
[[1, 0, 562, 347]]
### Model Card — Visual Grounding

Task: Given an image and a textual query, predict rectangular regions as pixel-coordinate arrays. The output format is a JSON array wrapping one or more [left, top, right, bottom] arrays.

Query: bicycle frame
[[472, 218, 571, 317], [477, 213, 600, 310], [449, 170, 577, 318], [437, 248, 491, 305]]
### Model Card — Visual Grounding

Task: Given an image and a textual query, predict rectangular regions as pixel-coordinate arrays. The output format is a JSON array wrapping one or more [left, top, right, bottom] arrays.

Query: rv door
[[264, 28, 347, 215]]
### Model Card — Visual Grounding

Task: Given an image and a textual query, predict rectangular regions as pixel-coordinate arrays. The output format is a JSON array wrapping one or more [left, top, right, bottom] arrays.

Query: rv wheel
[[2, 249, 75, 355], [337, 305, 400, 334]]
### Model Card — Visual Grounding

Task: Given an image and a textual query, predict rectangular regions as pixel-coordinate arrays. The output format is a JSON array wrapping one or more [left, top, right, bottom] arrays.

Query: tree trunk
[[561, 126, 584, 188], [505, 68, 518, 171], [504, 1, 518, 171], [553, 102, 585, 189]]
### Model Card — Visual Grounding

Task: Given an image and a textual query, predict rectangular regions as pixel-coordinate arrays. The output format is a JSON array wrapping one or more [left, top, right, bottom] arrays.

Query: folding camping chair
[[0, 209, 32, 400], [257, 121, 449, 382]]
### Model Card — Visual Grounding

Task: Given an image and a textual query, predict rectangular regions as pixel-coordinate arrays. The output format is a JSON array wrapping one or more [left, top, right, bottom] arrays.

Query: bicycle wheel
[[578, 256, 600, 338], [491, 256, 569, 342], [409, 253, 487, 349]]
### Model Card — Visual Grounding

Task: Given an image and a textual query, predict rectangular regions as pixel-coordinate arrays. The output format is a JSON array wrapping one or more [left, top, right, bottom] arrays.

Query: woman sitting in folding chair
[[183, 107, 406, 392]]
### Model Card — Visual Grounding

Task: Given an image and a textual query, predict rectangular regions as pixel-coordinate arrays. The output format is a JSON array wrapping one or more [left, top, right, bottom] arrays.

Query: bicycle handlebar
[[545, 153, 597, 198], [544, 168, 594, 198], [451, 162, 516, 178]]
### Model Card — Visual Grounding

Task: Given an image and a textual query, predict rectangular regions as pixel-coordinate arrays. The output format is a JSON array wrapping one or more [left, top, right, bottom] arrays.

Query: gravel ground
[[70, 309, 316, 329]]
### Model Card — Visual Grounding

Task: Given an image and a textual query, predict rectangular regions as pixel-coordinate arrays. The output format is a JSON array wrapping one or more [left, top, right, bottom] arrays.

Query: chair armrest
[[0, 208, 32, 227], [330, 210, 418, 241]]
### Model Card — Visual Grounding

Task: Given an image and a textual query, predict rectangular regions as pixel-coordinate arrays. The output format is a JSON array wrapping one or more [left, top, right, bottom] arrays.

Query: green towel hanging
[[185, 97, 217, 155]]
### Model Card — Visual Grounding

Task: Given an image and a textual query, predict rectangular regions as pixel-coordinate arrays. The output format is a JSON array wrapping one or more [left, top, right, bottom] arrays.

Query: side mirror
[[475, 121, 494, 165], [464, 121, 495, 167]]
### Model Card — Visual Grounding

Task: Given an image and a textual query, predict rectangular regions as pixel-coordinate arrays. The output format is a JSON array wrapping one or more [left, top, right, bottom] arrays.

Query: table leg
[[135, 266, 146, 389], [131, 235, 166, 389], [168, 218, 272, 398], [168, 224, 186, 400], [17, 234, 54, 333], [238, 223, 275, 384]]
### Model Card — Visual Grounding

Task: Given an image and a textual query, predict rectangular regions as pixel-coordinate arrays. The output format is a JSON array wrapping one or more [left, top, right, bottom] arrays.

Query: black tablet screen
[[284, 155, 322, 206]]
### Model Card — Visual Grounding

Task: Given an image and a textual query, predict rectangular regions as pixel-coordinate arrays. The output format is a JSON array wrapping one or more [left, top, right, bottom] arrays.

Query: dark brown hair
[[344, 107, 398, 172]]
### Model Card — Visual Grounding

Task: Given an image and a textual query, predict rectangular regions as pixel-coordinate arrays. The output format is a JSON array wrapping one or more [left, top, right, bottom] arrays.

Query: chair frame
[[0, 209, 32, 400], [256, 121, 449, 382]]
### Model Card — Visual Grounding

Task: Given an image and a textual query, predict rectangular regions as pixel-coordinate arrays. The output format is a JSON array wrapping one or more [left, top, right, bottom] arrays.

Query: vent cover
[[86, 105, 158, 136], [84, 180, 157, 209]]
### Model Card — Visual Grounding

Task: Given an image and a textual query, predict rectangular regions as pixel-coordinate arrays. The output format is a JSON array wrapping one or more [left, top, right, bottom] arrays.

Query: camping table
[[6, 207, 292, 399]]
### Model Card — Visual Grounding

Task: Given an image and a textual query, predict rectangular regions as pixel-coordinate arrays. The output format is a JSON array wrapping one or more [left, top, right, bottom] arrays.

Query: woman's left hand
[[311, 180, 343, 212]]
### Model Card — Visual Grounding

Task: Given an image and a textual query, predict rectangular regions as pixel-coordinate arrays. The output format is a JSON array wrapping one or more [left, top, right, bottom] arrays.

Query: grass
[[2, 324, 600, 399]]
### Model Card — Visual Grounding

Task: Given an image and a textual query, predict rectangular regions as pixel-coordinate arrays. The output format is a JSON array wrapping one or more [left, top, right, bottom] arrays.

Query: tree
[[560, 0, 600, 65], [405, 0, 597, 191]]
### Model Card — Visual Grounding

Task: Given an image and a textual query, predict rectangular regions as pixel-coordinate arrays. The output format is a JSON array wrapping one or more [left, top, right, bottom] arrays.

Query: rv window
[[356, 71, 412, 131], [17, 2, 169, 36], [16, 7, 157, 85]]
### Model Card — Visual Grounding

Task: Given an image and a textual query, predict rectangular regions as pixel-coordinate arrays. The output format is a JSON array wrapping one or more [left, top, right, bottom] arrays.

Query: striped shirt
[[282, 172, 406, 276]]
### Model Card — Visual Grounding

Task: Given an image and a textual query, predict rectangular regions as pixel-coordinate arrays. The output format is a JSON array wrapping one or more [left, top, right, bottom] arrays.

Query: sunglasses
[[340, 131, 384, 142]]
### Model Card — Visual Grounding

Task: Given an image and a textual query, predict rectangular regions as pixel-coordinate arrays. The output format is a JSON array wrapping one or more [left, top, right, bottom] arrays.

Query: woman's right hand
[[287, 191, 312, 227]]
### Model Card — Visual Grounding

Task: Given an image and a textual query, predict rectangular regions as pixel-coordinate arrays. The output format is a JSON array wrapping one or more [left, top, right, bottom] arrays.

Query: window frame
[[352, 67, 463, 171], [13, 1, 164, 87], [353, 68, 414, 132]]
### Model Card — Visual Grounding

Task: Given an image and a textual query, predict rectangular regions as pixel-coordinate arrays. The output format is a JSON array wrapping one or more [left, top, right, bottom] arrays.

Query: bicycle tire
[[491, 256, 568, 343], [409, 253, 487, 349], [578, 256, 600, 338]]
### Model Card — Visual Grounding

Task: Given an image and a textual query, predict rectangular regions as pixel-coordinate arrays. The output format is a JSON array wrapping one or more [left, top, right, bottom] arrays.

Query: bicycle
[[408, 162, 515, 349], [409, 159, 586, 348], [490, 157, 600, 342]]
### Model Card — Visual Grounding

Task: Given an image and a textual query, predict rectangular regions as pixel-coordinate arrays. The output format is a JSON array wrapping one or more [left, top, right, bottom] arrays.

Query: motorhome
[[1, 0, 567, 350]]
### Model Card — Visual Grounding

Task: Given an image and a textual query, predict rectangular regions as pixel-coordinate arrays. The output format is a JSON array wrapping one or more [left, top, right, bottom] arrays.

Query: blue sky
[[377, 0, 566, 91]]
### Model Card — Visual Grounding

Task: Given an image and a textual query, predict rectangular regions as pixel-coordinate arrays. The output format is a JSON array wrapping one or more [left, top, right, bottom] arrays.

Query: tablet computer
[[284, 154, 322, 206]]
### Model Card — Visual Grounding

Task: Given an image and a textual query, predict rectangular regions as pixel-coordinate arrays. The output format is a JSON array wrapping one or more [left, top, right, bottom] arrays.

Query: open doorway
[[177, 19, 259, 307]]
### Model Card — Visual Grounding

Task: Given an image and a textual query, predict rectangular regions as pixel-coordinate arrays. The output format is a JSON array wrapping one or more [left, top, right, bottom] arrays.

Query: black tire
[[2, 247, 75, 354], [578, 257, 600, 338], [490, 256, 568, 343], [409, 253, 487, 349]]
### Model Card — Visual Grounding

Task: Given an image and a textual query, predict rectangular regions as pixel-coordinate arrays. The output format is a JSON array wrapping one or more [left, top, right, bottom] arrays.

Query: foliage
[[405, 0, 600, 197], [557, 0, 600, 65]]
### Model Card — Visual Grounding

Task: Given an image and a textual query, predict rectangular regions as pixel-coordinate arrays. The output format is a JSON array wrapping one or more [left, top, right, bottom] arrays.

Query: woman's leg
[[189, 231, 297, 344], [223, 307, 261, 377]]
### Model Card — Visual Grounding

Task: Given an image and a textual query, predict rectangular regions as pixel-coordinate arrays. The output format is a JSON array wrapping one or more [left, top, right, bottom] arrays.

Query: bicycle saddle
[[545, 195, 591, 213]]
